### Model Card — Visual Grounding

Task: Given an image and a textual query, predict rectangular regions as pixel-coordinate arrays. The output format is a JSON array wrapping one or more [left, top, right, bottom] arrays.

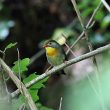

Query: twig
[[19, 103, 26, 110], [0, 50, 4, 54], [71, 0, 100, 91], [59, 97, 63, 110], [66, 1, 102, 54], [71, 1, 106, 109], [101, 0, 110, 12], [62, 33, 76, 57], [71, 0, 91, 57], [0, 58, 38, 110], [64, 42, 76, 57], [71, 0, 85, 29], [17, 48, 21, 81], [11, 43, 110, 98], [0, 49, 10, 105]]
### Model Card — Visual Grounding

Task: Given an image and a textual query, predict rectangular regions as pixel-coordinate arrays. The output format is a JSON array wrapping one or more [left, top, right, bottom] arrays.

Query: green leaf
[[29, 89, 39, 102], [12, 58, 30, 74], [94, 10, 104, 21], [23, 73, 37, 84], [5, 42, 17, 51], [23, 73, 48, 89], [23, 73, 48, 102], [81, 8, 93, 18], [36, 103, 53, 110]]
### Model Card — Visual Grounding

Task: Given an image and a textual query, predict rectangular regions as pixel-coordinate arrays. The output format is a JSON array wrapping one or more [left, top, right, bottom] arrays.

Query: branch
[[11, 43, 110, 98], [71, 0, 85, 29], [66, 1, 102, 54], [59, 97, 63, 110], [0, 50, 4, 54], [71, 0, 91, 54], [0, 58, 38, 110], [101, 0, 110, 12], [71, 0, 99, 72]]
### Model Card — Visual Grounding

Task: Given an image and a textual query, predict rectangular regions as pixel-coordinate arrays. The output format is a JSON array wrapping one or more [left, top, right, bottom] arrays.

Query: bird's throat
[[45, 47, 58, 56]]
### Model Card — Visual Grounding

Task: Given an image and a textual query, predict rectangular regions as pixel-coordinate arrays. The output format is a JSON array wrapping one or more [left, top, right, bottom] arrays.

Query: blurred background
[[0, 0, 110, 110]]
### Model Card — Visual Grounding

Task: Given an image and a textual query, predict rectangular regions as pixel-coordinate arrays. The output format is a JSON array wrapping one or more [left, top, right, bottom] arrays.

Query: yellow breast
[[45, 47, 58, 56]]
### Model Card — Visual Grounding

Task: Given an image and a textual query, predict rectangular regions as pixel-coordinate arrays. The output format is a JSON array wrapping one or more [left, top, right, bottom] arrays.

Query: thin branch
[[101, 0, 110, 12], [70, 1, 106, 109], [71, 0, 105, 107], [71, 0, 89, 51], [66, 1, 102, 54], [0, 50, 4, 54], [17, 48, 21, 80], [65, 42, 76, 57], [0, 49, 10, 104], [0, 58, 38, 110], [71, 0, 91, 57], [71, 0, 85, 29], [59, 97, 63, 110], [71, 0, 101, 92], [62, 33, 76, 57], [11, 43, 110, 98]]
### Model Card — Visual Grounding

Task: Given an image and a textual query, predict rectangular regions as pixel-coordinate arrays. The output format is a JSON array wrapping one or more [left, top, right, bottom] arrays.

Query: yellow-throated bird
[[43, 40, 66, 74]]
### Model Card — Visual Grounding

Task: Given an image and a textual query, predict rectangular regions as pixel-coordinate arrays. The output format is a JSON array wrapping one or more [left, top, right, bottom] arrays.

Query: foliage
[[12, 58, 30, 74], [11, 58, 50, 110], [37, 103, 53, 110], [4, 42, 17, 52], [23, 73, 48, 102]]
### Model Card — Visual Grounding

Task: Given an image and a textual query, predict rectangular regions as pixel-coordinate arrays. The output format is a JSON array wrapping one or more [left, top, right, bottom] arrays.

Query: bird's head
[[43, 40, 60, 56], [43, 40, 60, 48]]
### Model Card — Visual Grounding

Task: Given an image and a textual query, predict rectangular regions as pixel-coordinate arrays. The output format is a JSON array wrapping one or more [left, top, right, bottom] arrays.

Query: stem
[[0, 58, 38, 110]]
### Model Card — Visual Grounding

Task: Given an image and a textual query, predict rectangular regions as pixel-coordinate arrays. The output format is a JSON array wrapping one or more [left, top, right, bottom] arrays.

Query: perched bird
[[43, 40, 66, 74]]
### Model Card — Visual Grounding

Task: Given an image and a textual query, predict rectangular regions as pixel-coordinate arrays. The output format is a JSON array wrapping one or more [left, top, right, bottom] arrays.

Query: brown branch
[[66, 1, 102, 54], [11, 43, 110, 98], [0, 58, 38, 110]]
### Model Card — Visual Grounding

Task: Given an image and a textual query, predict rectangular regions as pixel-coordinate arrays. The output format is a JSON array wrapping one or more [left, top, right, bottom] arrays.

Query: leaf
[[12, 58, 30, 74], [23, 73, 48, 102], [94, 10, 104, 21], [23, 73, 48, 89], [82, 8, 93, 18], [5, 42, 17, 51], [29, 89, 39, 102], [36, 103, 53, 110]]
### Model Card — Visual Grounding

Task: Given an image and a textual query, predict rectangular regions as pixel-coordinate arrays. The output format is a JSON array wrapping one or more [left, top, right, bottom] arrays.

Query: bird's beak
[[43, 44, 48, 48]]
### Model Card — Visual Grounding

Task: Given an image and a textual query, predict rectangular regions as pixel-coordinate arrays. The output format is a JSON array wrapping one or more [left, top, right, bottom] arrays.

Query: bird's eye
[[49, 42, 52, 45]]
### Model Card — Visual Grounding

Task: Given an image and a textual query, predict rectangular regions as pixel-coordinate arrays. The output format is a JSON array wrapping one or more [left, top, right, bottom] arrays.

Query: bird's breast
[[45, 47, 58, 57]]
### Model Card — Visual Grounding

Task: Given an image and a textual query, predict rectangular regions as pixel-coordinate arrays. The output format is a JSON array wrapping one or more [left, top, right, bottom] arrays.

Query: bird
[[43, 40, 66, 74]]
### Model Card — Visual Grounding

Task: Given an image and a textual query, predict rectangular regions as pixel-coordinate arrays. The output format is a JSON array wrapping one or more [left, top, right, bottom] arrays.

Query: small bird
[[43, 40, 66, 74]]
